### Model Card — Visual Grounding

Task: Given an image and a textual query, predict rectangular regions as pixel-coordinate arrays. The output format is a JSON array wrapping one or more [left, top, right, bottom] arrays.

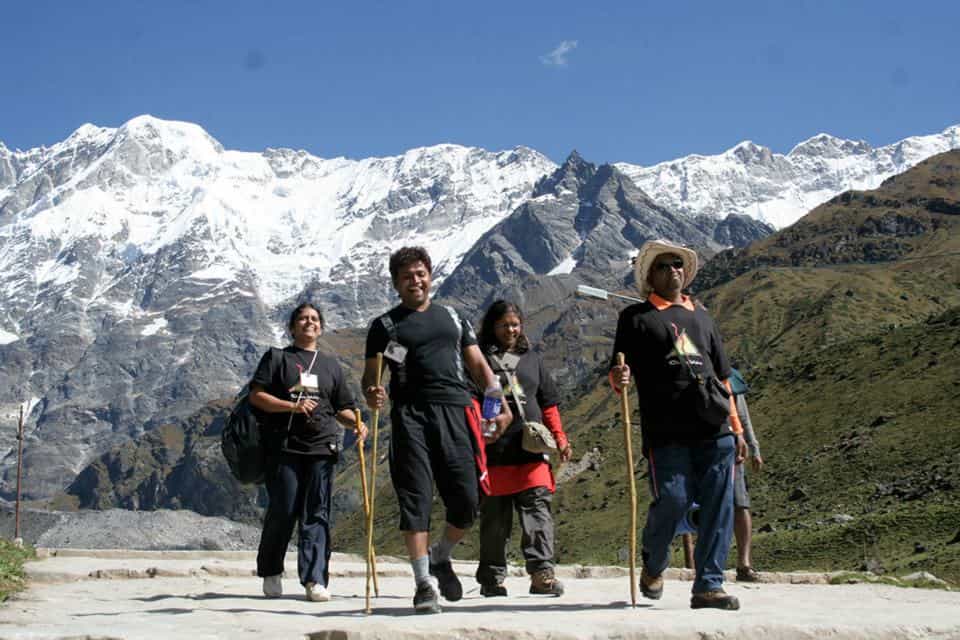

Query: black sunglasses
[[654, 259, 684, 272]]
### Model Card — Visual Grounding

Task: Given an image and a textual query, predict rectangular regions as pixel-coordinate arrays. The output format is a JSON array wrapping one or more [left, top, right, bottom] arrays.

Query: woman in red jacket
[[475, 300, 572, 597]]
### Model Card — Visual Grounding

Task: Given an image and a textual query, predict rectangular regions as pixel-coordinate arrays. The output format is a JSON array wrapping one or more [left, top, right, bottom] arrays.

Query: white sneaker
[[305, 582, 330, 602], [262, 574, 283, 598]]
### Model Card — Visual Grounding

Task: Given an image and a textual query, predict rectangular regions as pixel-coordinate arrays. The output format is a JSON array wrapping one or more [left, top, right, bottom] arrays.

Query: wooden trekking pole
[[355, 409, 375, 614], [353, 409, 380, 613], [365, 353, 384, 600], [617, 353, 638, 607]]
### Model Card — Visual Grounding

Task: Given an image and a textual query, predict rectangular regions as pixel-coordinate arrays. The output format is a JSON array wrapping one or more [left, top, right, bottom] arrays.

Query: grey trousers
[[476, 485, 555, 584]]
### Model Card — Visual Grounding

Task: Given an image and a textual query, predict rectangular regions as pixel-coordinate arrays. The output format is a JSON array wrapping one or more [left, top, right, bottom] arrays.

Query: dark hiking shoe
[[413, 577, 442, 614], [640, 568, 663, 600], [690, 589, 740, 610], [429, 559, 463, 602], [529, 568, 564, 596], [480, 578, 508, 597], [736, 566, 760, 582]]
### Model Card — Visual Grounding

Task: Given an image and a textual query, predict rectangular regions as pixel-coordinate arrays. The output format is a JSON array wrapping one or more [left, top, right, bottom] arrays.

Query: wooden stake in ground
[[15, 402, 24, 542], [365, 353, 384, 603], [682, 533, 695, 570], [617, 352, 638, 607]]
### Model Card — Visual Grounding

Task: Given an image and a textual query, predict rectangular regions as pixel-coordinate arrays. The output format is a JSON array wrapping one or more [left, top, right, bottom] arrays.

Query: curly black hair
[[389, 246, 432, 281]]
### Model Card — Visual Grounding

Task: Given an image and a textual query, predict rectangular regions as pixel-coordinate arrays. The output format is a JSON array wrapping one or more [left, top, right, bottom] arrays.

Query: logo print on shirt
[[667, 322, 704, 366]]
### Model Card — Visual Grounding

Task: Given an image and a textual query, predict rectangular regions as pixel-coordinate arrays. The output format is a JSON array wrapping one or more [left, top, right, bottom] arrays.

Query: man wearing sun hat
[[609, 238, 747, 610]]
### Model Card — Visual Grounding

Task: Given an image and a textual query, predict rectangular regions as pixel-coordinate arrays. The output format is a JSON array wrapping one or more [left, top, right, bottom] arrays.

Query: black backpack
[[221, 348, 282, 485]]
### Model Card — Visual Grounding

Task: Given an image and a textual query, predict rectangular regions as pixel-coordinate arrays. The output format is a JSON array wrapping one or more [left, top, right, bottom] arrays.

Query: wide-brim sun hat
[[634, 238, 699, 298]]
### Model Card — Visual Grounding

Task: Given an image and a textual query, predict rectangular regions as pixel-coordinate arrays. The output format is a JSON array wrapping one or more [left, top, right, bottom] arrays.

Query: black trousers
[[389, 402, 479, 531], [476, 485, 555, 584], [256, 452, 336, 587]]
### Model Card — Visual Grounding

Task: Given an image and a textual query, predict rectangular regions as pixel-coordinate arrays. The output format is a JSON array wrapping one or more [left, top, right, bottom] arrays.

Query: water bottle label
[[481, 396, 502, 420]]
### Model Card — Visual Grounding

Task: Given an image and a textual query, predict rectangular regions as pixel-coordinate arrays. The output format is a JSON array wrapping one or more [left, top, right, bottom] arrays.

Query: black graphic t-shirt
[[365, 303, 477, 406], [483, 349, 560, 467], [251, 346, 355, 455], [611, 301, 732, 450]]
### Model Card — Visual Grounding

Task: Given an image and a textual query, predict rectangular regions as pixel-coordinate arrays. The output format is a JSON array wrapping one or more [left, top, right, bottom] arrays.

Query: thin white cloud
[[540, 40, 578, 67]]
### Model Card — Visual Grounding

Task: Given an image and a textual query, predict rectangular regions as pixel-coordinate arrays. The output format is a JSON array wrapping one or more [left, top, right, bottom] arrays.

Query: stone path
[[1, 549, 958, 639]]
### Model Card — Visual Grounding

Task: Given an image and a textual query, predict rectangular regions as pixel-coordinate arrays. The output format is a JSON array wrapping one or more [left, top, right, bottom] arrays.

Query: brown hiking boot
[[640, 568, 663, 600], [736, 566, 760, 582], [529, 568, 564, 596], [690, 589, 740, 610]]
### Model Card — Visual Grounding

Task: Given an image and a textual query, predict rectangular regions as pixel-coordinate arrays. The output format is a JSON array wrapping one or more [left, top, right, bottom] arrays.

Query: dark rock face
[[437, 152, 720, 319], [64, 403, 267, 522], [712, 214, 775, 247]]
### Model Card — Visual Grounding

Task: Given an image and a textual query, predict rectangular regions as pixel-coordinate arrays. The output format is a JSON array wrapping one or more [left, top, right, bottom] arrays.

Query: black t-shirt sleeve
[[251, 348, 277, 388], [330, 362, 356, 412], [460, 314, 478, 349], [536, 353, 561, 408], [611, 306, 643, 372], [365, 317, 389, 359]]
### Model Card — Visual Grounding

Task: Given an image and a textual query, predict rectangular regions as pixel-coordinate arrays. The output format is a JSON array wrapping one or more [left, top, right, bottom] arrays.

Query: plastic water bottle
[[481, 380, 503, 421]]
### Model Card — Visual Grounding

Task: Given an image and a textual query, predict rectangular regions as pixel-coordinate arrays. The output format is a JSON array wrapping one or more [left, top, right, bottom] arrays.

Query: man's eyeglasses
[[654, 259, 684, 272]]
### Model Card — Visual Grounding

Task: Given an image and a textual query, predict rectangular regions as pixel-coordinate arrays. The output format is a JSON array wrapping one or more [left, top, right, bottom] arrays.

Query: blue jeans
[[642, 435, 735, 593]]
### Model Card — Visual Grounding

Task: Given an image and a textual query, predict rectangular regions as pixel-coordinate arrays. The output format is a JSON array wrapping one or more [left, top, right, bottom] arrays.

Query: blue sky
[[2, 1, 958, 165]]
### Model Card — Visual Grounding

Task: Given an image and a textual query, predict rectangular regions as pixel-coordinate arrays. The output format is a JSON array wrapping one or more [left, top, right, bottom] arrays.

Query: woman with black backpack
[[249, 302, 366, 602], [474, 300, 572, 598]]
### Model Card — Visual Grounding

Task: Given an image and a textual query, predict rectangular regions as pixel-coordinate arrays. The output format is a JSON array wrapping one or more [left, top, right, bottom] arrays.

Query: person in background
[[729, 367, 764, 582], [474, 300, 572, 598], [609, 238, 746, 611], [250, 302, 367, 602], [362, 246, 504, 614]]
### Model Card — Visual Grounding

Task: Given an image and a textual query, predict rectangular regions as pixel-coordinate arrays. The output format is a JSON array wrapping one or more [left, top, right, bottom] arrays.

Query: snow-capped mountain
[[2, 114, 958, 503], [0, 115, 555, 498], [0, 115, 555, 329], [616, 125, 960, 229]]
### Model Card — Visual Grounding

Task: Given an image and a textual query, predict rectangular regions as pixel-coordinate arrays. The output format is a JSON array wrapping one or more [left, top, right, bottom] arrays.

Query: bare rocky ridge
[[0, 505, 261, 550]]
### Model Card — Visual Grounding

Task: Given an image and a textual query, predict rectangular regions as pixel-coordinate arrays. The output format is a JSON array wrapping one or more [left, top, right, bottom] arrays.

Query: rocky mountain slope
[[0, 117, 554, 500], [437, 151, 730, 318], [2, 116, 958, 540]]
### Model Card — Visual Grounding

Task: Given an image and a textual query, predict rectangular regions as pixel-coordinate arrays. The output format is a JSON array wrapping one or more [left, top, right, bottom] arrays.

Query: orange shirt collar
[[648, 292, 695, 312]]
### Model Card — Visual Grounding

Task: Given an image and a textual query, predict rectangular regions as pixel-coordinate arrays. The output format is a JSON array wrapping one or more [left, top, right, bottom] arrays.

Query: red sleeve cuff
[[541, 405, 567, 447]]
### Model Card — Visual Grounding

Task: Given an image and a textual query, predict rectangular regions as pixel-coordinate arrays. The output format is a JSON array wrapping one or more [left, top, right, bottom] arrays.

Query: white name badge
[[383, 340, 408, 364], [300, 373, 319, 389]]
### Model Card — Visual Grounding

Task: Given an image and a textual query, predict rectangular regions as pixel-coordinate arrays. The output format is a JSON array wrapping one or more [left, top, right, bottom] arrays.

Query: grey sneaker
[[413, 577, 442, 614], [262, 574, 282, 598]]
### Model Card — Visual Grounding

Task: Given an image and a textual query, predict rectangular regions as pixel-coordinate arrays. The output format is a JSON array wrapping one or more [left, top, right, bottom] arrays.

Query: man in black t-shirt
[[363, 246, 503, 615], [610, 239, 747, 611]]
